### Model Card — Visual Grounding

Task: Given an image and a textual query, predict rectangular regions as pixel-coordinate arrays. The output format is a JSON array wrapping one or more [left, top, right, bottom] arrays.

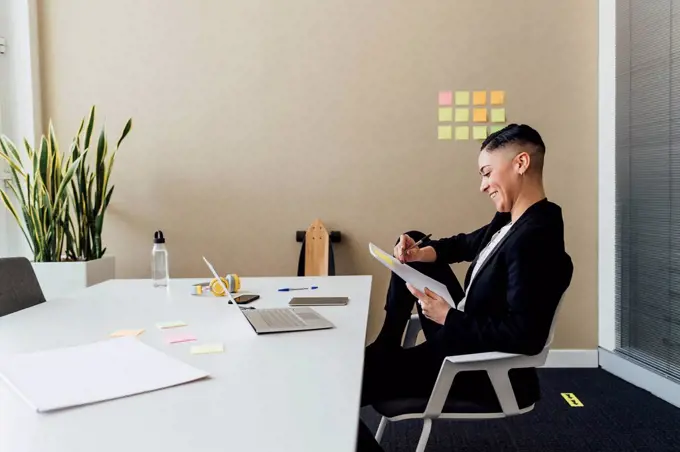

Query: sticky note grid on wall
[[437, 90, 507, 142]]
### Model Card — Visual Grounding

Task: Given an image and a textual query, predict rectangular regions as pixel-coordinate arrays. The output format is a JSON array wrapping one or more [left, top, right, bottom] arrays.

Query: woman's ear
[[516, 151, 531, 175]]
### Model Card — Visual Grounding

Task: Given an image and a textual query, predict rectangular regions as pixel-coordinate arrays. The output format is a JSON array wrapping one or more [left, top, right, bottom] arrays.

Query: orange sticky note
[[473, 126, 488, 140], [490, 91, 505, 105], [438, 125, 452, 140], [455, 126, 469, 140], [473, 108, 487, 122], [473, 91, 487, 105]]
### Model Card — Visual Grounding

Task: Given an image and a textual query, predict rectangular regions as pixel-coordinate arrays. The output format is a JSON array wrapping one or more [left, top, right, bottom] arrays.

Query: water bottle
[[152, 230, 169, 287]]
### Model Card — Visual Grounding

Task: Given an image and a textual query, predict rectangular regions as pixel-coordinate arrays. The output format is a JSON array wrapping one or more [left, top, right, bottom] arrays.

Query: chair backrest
[[544, 293, 567, 349], [0, 257, 46, 317]]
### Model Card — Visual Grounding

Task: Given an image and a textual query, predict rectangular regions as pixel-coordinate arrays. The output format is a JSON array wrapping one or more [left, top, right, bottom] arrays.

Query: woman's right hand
[[394, 234, 422, 263]]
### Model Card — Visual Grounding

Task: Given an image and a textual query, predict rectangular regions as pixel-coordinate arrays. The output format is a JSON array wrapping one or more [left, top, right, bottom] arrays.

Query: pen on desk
[[278, 286, 319, 292]]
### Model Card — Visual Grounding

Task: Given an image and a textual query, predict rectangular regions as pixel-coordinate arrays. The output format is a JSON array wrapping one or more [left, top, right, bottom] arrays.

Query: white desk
[[0, 275, 373, 452]]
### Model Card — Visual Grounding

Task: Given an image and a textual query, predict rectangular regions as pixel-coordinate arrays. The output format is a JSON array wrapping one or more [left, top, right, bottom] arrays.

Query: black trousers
[[356, 231, 469, 451]]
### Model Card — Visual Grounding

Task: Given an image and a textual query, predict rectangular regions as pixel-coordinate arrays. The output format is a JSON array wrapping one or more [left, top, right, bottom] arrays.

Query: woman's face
[[478, 147, 523, 212]]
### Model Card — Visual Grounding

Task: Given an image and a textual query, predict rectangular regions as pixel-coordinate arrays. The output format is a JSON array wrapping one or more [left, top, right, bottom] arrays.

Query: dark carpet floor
[[360, 368, 680, 452]]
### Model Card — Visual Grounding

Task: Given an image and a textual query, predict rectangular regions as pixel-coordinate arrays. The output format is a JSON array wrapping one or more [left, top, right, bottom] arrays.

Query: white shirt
[[456, 222, 513, 312]]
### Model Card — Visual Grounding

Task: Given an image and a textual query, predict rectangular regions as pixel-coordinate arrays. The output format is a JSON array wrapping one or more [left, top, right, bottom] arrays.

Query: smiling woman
[[358, 124, 573, 451]]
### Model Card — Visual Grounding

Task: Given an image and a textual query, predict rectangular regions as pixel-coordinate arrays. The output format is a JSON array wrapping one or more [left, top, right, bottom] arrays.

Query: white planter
[[31, 256, 115, 300]]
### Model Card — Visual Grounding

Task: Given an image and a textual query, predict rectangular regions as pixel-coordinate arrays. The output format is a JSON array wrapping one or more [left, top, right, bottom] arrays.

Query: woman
[[357, 124, 573, 451]]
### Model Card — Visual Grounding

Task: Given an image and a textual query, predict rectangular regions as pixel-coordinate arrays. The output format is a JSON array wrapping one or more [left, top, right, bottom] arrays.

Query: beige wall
[[37, 0, 598, 348]]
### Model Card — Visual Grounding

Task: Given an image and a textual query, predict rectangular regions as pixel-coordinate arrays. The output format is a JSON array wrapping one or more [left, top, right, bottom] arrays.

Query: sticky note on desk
[[490, 108, 506, 123], [156, 321, 187, 329], [110, 329, 145, 338], [191, 343, 224, 355], [166, 333, 197, 344]]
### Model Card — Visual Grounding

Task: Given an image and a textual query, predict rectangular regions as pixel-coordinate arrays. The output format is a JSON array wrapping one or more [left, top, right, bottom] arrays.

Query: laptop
[[202, 257, 335, 334]]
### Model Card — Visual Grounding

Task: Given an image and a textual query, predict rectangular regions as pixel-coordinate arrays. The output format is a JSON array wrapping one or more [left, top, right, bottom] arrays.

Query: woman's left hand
[[406, 283, 451, 325]]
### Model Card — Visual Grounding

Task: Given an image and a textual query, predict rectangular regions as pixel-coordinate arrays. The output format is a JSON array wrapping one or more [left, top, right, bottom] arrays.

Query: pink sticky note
[[166, 333, 197, 344], [438, 91, 452, 105]]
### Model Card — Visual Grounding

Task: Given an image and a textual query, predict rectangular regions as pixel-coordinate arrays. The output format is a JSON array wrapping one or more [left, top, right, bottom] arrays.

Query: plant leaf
[[116, 118, 132, 149]]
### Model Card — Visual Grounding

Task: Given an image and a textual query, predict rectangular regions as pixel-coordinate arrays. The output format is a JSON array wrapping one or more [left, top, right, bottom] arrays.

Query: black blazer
[[427, 198, 573, 406]]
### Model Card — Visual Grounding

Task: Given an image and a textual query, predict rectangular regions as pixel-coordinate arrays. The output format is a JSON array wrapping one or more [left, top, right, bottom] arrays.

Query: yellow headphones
[[193, 274, 241, 297]]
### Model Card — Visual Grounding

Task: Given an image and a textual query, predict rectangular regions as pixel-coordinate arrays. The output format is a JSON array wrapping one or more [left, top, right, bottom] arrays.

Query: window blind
[[616, 0, 680, 382]]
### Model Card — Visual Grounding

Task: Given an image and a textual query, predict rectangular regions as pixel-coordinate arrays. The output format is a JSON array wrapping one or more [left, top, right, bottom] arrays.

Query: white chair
[[373, 295, 566, 452]]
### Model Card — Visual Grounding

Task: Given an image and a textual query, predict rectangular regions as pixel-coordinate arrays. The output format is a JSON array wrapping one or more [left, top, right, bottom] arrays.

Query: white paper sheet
[[368, 242, 455, 307], [0, 337, 209, 413]]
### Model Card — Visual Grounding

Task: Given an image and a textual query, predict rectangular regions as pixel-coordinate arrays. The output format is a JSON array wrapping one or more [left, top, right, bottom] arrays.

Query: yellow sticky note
[[110, 329, 145, 338], [191, 343, 225, 355], [455, 126, 469, 140], [490, 90, 505, 105], [156, 321, 187, 329], [491, 108, 506, 123], [438, 125, 452, 140], [454, 91, 470, 105], [490, 125, 505, 134], [473, 108, 487, 122], [454, 108, 469, 122], [374, 248, 394, 266], [472, 126, 487, 140], [438, 107, 453, 122], [473, 91, 487, 105]]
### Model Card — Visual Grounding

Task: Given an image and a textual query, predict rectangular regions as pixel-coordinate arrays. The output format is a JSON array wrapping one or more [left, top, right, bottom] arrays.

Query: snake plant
[[0, 106, 132, 262]]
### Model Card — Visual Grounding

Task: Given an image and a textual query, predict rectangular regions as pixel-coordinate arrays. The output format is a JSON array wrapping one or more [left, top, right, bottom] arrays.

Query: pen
[[278, 286, 319, 292], [402, 234, 432, 259]]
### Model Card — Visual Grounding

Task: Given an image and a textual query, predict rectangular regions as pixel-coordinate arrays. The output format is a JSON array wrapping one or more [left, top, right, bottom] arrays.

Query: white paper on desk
[[368, 242, 455, 308], [0, 337, 209, 413]]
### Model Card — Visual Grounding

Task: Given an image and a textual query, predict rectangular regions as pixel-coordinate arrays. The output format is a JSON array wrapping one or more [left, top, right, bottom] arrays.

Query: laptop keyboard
[[259, 309, 307, 328]]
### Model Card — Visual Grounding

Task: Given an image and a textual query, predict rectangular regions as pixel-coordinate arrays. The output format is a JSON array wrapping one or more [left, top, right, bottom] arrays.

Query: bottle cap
[[154, 230, 166, 244]]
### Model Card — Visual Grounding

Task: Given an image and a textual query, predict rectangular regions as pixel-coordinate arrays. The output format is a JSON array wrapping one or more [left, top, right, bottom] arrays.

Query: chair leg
[[415, 419, 432, 452], [375, 416, 388, 443]]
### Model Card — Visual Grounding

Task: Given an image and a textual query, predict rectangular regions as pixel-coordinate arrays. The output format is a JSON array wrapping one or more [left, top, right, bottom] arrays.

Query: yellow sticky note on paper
[[472, 126, 487, 140], [455, 126, 469, 140], [473, 108, 487, 122], [438, 125, 452, 140], [438, 107, 453, 122], [191, 343, 225, 355], [454, 91, 470, 105], [491, 108, 506, 123], [490, 91, 505, 105], [156, 321, 187, 329], [473, 91, 487, 105], [454, 108, 469, 122], [490, 125, 505, 134], [110, 329, 145, 338]]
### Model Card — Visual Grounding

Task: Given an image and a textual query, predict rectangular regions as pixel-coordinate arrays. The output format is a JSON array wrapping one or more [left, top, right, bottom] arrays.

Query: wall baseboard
[[542, 349, 599, 368], [599, 348, 680, 409]]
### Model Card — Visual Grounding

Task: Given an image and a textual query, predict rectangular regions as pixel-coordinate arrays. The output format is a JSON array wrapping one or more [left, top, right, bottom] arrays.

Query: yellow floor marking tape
[[561, 392, 584, 407]]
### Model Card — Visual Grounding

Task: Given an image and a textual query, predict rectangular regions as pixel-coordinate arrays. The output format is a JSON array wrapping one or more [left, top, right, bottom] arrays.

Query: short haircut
[[481, 124, 546, 173]]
